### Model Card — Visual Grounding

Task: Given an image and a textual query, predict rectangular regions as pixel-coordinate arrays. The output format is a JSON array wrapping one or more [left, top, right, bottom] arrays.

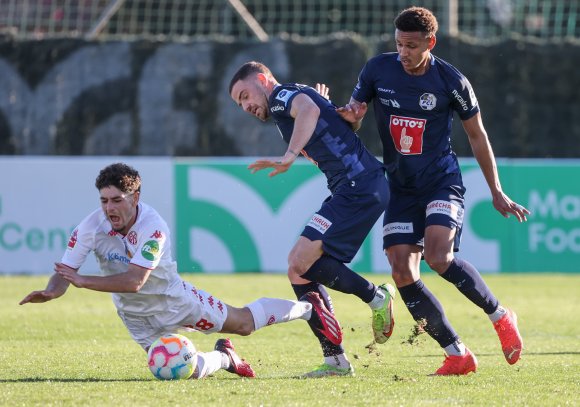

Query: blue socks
[[398, 279, 459, 348], [301, 255, 377, 303], [440, 258, 499, 314]]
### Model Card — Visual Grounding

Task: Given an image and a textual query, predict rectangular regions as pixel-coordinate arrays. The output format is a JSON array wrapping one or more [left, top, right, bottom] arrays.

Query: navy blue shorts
[[383, 172, 466, 251], [302, 169, 389, 263]]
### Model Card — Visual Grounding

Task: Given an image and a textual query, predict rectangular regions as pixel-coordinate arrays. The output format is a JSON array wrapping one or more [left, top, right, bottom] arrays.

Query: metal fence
[[0, 0, 578, 41]]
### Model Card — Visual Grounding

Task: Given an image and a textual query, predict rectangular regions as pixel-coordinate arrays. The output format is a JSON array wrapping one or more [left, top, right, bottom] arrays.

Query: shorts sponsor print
[[426, 200, 464, 224]]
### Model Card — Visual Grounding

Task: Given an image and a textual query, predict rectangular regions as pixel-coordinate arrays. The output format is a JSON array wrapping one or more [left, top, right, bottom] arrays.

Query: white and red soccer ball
[[147, 334, 197, 380]]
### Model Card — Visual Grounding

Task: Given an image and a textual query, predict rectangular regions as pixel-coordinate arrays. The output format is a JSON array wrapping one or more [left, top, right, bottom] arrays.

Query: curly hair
[[394, 6, 439, 37], [95, 163, 141, 194]]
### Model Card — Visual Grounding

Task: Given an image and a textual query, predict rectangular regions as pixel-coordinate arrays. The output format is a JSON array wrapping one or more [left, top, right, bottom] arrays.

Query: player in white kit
[[20, 163, 342, 379]]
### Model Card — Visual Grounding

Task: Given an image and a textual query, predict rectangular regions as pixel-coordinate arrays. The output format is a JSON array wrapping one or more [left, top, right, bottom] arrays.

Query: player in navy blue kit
[[229, 61, 396, 377], [337, 7, 529, 375]]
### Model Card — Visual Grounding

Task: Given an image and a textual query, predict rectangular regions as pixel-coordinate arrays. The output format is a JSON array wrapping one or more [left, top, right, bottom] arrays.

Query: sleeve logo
[[141, 240, 160, 261], [67, 229, 78, 249], [275, 89, 296, 103]]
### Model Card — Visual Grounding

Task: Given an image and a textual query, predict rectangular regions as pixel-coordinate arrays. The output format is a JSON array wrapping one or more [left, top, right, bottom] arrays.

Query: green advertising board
[[175, 159, 580, 274]]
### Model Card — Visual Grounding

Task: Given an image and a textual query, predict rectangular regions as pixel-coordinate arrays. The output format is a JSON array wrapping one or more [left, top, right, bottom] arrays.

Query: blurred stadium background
[[0, 0, 577, 41]]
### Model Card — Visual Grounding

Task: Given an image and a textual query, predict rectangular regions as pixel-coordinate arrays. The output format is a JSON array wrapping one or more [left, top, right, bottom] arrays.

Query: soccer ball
[[147, 333, 197, 380]]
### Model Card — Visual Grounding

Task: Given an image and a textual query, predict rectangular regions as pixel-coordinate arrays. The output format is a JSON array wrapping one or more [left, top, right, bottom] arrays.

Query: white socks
[[367, 286, 386, 310], [488, 305, 507, 323], [444, 341, 467, 356], [193, 351, 224, 379], [245, 298, 312, 330], [324, 353, 351, 368]]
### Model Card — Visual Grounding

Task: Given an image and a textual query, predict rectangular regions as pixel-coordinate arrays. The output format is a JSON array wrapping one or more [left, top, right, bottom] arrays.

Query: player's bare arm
[[55, 262, 153, 293], [19, 270, 71, 305], [463, 113, 530, 222], [248, 93, 319, 178], [336, 97, 367, 131]]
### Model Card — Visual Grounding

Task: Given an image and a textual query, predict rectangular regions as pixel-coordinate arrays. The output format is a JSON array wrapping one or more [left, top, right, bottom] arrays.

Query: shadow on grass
[[398, 351, 580, 358], [0, 377, 150, 383]]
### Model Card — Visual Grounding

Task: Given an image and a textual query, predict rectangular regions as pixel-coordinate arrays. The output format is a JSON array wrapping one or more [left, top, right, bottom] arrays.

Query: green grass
[[1, 273, 579, 406]]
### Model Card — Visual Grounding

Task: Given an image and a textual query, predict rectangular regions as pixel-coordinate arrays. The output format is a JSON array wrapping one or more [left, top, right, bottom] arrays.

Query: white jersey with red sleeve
[[61, 202, 187, 316]]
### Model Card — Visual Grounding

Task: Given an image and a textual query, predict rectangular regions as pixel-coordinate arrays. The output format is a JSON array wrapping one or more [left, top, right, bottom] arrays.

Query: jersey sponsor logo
[[270, 105, 285, 112], [127, 231, 137, 245], [383, 222, 413, 235], [307, 213, 332, 234], [380, 98, 400, 108], [107, 252, 131, 264], [67, 228, 78, 249], [426, 200, 464, 224], [141, 239, 160, 261], [275, 89, 296, 104], [419, 93, 437, 111], [378, 87, 396, 94], [389, 115, 426, 155], [452, 89, 469, 111]]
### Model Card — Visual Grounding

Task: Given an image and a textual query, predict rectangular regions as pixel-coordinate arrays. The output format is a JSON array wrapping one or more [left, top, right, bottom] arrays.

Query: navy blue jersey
[[352, 53, 479, 191], [269, 83, 384, 192]]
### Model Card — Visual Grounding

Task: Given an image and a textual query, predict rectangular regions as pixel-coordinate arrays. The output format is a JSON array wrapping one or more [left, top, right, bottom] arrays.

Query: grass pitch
[[1, 273, 579, 406]]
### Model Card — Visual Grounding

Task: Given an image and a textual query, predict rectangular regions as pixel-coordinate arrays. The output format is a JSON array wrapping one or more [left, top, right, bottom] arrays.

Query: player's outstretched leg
[[370, 283, 396, 344], [301, 291, 343, 345], [434, 347, 478, 376], [492, 308, 523, 365], [214, 338, 256, 378]]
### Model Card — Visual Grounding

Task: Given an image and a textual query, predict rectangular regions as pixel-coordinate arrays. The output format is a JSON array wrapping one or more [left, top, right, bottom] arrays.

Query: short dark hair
[[228, 61, 273, 94], [95, 163, 141, 194], [394, 7, 438, 37]]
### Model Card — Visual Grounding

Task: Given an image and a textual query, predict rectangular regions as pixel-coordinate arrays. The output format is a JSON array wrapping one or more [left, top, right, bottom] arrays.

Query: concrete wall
[[0, 35, 578, 158]]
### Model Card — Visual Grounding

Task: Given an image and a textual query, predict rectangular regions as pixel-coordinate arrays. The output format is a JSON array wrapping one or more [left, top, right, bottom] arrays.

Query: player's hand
[[54, 262, 86, 288], [19, 290, 56, 305], [248, 155, 294, 177], [336, 101, 367, 123], [492, 192, 530, 222], [315, 83, 330, 99]]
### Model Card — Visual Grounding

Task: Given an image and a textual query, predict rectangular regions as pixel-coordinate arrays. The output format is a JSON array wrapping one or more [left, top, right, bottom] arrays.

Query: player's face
[[231, 75, 270, 122], [99, 186, 139, 235], [395, 29, 435, 75]]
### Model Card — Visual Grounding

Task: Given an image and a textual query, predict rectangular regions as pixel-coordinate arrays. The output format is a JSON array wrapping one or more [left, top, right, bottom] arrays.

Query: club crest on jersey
[[389, 115, 426, 155], [419, 93, 437, 110], [275, 89, 296, 103], [307, 214, 332, 234], [127, 231, 138, 245]]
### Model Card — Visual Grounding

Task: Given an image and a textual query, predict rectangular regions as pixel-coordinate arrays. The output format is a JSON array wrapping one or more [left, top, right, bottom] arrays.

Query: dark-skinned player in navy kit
[[229, 61, 395, 377], [336, 6, 529, 375]]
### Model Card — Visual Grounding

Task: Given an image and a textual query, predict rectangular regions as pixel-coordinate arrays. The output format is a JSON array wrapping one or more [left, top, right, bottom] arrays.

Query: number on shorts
[[195, 318, 215, 331]]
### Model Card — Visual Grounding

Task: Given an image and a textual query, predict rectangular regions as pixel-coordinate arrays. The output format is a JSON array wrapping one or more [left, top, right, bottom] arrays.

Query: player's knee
[[391, 267, 414, 286], [424, 252, 452, 273], [226, 307, 255, 336], [236, 323, 254, 336], [287, 255, 307, 279]]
